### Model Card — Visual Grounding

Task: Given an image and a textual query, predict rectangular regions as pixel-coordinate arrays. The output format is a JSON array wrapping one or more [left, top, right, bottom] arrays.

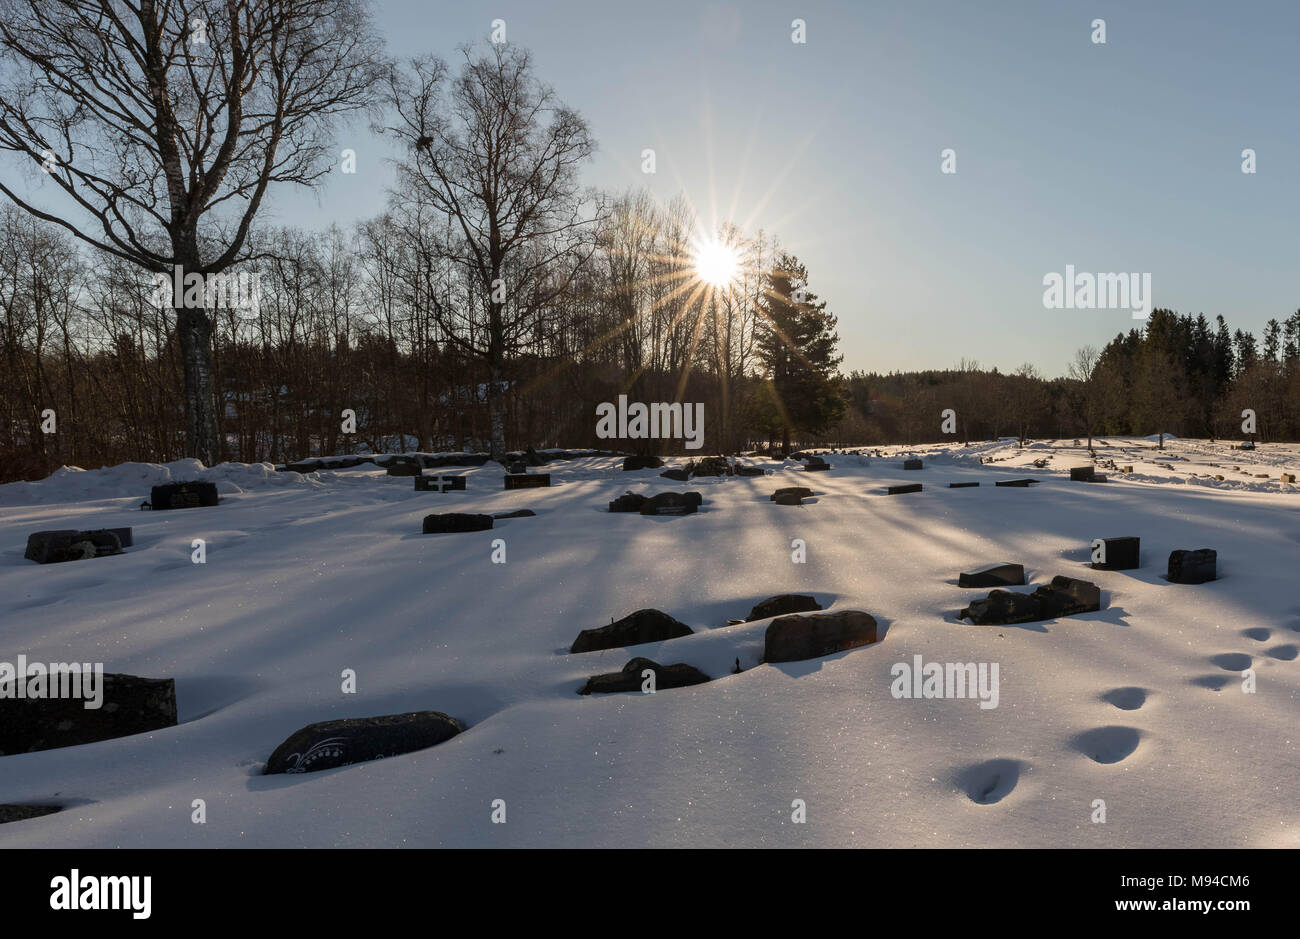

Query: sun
[[692, 236, 741, 289]]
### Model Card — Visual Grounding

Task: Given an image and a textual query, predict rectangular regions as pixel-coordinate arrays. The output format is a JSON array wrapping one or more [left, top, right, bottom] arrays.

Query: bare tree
[[1068, 344, 1101, 452], [382, 42, 601, 460], [0, 0, 384, 464]]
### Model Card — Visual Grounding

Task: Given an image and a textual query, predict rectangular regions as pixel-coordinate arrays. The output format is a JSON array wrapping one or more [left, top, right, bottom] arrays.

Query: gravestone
[[1121, 465, 1133, 473], [763, 610, 879, 663], [747, 593, 822, 622], [578, 657, 710, 695], [694, 456, 732, 477], [570, 609, 694, 653], [422, 513, 493, 534], [623, 455, 664, 471], [639, 492, 701, 515], [386, 461, 420, 476], [958, 562, 1026, 588], [659, 468, 691, 481], [264, 711, 465, 775], [771, 487, 814, 501], [903, 459, 922, 470], [773, 492, 803, 505], [0, 805, 61, 825], [503, 473, 550, 490], [1069, 466, 1095, 481], [959, 576, 1100, 625], [735, 466, 764, 477], [887, 483, 922, 494], [949, 482, 980, 488], [804, 460, 830, 472], [608, 492, 647, 513], [149, 480, 219, 510], [0, 674, 177, 755], [1283, 474, 1296, 484], [1168, 549, 1216, 584], [507, 460, 528, 474], [25, 529, 126, 564], [414, 475, 466, 492], [995, 478, 1039, 487], [1092, 536, 1140, 571], [492, 509, 535, 519]]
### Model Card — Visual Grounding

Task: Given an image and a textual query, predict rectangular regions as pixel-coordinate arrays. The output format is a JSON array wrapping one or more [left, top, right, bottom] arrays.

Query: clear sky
[[69, 1, 1300, 376]]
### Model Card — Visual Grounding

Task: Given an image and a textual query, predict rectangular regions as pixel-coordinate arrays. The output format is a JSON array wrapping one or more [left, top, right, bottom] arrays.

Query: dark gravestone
[[949, 482, 980, 488], [1069, 466, 1095, 481], [771, 487, 813, 501], [25, 529, 124, 564], [887, 483, 922, 494], [0, 674, 176, 755], [609, 492, 648, 513], [422, 513, 493, 533], [773, 492, 803, 505], [763, 610, 879, 663], [640, 492, 701, 515], [660, 468, 691, 482], [735, 466, 764, 477], [522, 447, 549, 466], [492, 509, 536, 519], [958, 562, 1026, 588], [1092, 537, 1139, 571], [105, 527, 134, 548], [804, 462, 830, 472], [578, 657, 710, 695], [747, 593, 823, 622], [503, 473, 550, 489], [995, 478, 1039, 487], [264, 711, 465, 775], [507, 460, 528, 474], [570, 609, 694, 653], [386, 462, 420, 477], [1168, 549, 1216, 584], [903, 459, 923, 470], [149, 480, 219, 510], [623, 455, 665, 471], [694, 456, 732, 477], [414, 475, 467, 492], [960, 576, 1101, 625], [0, 804, 61, 825]]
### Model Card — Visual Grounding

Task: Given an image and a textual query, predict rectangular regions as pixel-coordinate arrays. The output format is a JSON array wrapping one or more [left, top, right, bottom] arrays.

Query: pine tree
[[755, 253, 846, 452]]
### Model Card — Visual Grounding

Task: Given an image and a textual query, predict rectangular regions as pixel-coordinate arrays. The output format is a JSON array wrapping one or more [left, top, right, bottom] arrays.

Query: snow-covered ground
[[2, 438, 1298, 847]]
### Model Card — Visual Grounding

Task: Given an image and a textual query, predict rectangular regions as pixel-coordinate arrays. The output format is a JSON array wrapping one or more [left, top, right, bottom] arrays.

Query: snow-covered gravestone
[[504, 473, 550, 489], [414, 475, 466, 492], [148, 481, 218, 510]]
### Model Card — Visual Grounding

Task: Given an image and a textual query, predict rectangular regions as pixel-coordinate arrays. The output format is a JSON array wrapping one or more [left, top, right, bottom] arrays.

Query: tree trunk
[[176, 305, 220, 466]]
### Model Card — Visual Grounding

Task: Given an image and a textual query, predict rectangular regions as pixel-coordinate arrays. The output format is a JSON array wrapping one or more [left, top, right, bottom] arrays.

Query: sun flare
[[692, 236, 741, 289]]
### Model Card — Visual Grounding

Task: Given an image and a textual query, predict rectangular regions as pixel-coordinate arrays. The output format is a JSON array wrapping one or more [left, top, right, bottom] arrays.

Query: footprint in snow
[[1100, 687, 1147, 711], [954, 758, 1023, 805], [1190, 674, 1233, 691], [1071, 726, 1141, 764], [1266, 644, 1299, 661], [1241, 627, 1271, 642], [1211, 652, 1253, 671]]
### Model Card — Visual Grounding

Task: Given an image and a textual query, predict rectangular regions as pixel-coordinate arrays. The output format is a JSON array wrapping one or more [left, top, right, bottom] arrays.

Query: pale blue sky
[[31, 1, 1300, 376]]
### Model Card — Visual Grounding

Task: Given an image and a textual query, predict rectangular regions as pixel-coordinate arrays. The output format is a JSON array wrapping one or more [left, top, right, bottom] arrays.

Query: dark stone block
[[24, 529, 124, 564], [639, 492, 700, 515], [608, 492, 647, 512], [659, 468, 691, 481], [748, 593, 823, 622], [958, 562, 1026, 588], [771, 487, 813, 501], [105, 527, 134, 548], [506, 460, 528, 474], [763, 610, 879, 663], [570, 609, 694, 654], [995, 478, 1039, 487], [0, 805, 61, 825], [1034, 576, 1101, 619], [693, 456, 733, 477], [503, 473, 550, 489], [492, 509, 536, 519], [1168, 548, 1216, 584], [735, 466, 764, 477], [959, 576, 1100, 624], [773, 492, 803, 505], [887, 483, 922, 494], [1092, 537, 1139, 571], [805, 462, 830, 472], [578, 657, 710, 695], [414, 474, 467, 492], [149, 480, 219, 510], [949, 482, 980, 488], [1070, 466, 1095, 481], [959, 589, 1042, 625], [386, 461, 420, 476], [0, 674, 176, 755], [623, 455, 665, 471], [903, 459, 923, 470], [264, 711, 465, 775], [422, 513, 493, 533]]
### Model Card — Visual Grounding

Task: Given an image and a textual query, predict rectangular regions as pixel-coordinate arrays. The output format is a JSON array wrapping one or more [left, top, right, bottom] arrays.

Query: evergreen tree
[[755, 253, 846, 452]]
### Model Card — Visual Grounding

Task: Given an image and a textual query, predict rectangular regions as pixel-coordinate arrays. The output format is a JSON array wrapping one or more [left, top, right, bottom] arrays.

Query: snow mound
[[0, 459, 318, 506]]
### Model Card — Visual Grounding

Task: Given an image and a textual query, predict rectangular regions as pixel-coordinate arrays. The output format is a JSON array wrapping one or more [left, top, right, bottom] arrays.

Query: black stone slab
[[887, 483, 922, 494], [264, 711, 465, 775], [1168, 548, 1216, 584], [0, 674, 177, 755], [149, 480, 219, 510], [958, 562, 1026, 588], [948, 482, 980, 488], [503, 473, 550, 489], [570, 609, 694, 653], [578, 657, 710, 695], [422, 513, 493, 533], [1092, 537, 1140, 571], [414, 474, 467, 492]]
